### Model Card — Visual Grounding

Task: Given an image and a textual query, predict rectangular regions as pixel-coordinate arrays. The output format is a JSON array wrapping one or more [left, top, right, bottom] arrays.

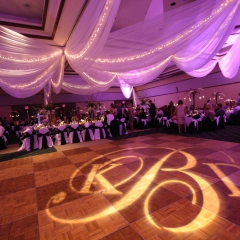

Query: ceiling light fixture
[[170, 2, 176, 6], [24, 3, 30, 8]]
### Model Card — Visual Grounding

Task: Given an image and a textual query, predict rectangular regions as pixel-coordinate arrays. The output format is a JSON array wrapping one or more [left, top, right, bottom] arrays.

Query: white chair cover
[[18, 128, 39, 152], [141, 118, 148, 127], [81, 122, 94, 141], [55, 125, 69, 145], [38, 127, 53, 149], [215, 116, 220, 126], [69, 123, 83, 143], [119, 118, 128, 135], [94, 121, 106, 140], [163, 117, 170, 127], [0, 126, 7, 150]]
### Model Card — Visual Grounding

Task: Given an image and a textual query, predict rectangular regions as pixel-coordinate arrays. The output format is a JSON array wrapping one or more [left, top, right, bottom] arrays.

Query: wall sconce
[[62, 104, 66, 108], [25, 106, 29, 110]]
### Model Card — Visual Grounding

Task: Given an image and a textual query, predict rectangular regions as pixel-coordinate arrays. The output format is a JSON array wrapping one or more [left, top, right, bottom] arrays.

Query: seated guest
[[215, 103, 225, 128], [204, 106, 215, 121], [58, 110, 64, 120], [229, 103, 240, 123], [232, 103, 240, 114], [189, 105, 194, 111], [71, 114, 79, 122], [139, 108, 147, 119], [24, 118, 32, 126], [63, 116, 69, 124], [157, 108, 164, 117], [135, 109, 140, 117], [223, 102, 229, 111], [237, 93, 240, 105], [105, 110, 114, 125], [202, 106, 216, 131], [215, 103, 225, 117]]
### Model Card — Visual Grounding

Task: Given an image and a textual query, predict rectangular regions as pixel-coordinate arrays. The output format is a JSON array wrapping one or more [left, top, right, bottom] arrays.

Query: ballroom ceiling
[[0, 0, 239, 85]]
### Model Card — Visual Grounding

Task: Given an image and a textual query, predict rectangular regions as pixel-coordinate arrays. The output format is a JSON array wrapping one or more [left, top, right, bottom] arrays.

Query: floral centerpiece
[[211, 92, 225, 104], [186, 88, 204, 110], [32, 104, 59, 125], [10, 110, 20, 119]]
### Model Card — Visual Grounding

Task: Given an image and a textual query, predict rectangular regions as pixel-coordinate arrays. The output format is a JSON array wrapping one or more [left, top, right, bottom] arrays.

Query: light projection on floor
[[45, 146, 239, 233]]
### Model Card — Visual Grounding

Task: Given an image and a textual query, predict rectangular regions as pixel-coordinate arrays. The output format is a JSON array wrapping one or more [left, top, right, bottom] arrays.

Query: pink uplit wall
[[0, 106, 12, 121], [135, 69, 240, 109]]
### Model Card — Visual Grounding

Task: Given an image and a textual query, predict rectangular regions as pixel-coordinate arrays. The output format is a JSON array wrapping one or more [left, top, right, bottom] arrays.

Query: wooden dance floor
[[1, 132, 240, 239]]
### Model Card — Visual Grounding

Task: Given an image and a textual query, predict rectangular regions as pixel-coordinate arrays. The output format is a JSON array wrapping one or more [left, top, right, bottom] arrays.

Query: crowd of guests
[[1, 96, 240, 150]]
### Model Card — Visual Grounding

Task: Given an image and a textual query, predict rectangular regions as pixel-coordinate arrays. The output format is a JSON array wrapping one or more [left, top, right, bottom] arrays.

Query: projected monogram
[[46, 147, 240, 232]]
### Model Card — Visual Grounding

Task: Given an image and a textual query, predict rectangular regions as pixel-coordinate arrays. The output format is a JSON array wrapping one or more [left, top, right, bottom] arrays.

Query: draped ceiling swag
[[0, 0, 240, 102]]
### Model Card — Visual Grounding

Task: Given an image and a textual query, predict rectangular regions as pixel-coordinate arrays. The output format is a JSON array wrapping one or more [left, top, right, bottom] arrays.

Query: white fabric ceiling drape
[[0, 0, 239, 101]]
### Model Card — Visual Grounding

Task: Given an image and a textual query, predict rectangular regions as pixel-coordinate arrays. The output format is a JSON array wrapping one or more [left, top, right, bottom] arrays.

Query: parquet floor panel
[[1, 132, 240, 239]]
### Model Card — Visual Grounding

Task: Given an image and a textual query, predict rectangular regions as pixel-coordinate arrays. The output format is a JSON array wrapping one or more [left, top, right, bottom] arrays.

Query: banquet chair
[[0, 126, 7, 150], [14, 125, 22, 139], [38, 127, 53, 149], [55, 125, 69, 145], [119, 118, 128, 135], [18, 128, 39, 152], [202, 118, 217, 131], [69, 123, 82, 143], [81, 122, 94, 141], [157, 117, 163, 128], [168, 120, 178, 133], [109, 119, 120, 137], [139, 118, 148, 129], [218, 115, 226, 129], [94, 121, 106, 140]]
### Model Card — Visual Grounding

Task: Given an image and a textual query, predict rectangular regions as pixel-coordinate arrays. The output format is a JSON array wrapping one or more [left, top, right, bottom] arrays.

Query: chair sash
[[69, 127, 81, 143], [141, 119, 148, 126], [38, 132, 50, 149], [163, 117, 170, 127], [82, 125, 94, 141], [94, 126, 105, 139], [119, 121, 127, 135], [56, 129, 67, 145], [0, 136, 7, 150], [20, 130, 36, 151]]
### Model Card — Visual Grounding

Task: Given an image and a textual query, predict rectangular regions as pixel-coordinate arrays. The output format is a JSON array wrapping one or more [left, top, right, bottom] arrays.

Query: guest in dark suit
[[215, 103, 225, 117], [58, 110, 64, 120], [149, 100, 156, 127]]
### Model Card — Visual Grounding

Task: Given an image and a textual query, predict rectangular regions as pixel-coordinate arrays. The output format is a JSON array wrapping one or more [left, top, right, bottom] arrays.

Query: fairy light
[[51, 56, 65, 88], [115, 57, 171, 77], [0, 50, 62, 63], [95, 0, 234, 64], [62, 82, 92, 89], [0, 60, 58, 89], [174, 1, 237, 62], [82, 71, 116, 86], [65, 0, 114, 59]]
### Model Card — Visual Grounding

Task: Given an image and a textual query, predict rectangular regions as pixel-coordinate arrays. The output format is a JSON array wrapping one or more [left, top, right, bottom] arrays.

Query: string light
[[174, 2, 237, 62], [82, 71, 116, 86], [62, 82, 92, 89], [0, 50, 62, 63], [95, 0, 235, 64], [115, 57, 171, 77], [65, 0, 114, 59], [51, 56, 65, 89], [0, 60, 58, 89]]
